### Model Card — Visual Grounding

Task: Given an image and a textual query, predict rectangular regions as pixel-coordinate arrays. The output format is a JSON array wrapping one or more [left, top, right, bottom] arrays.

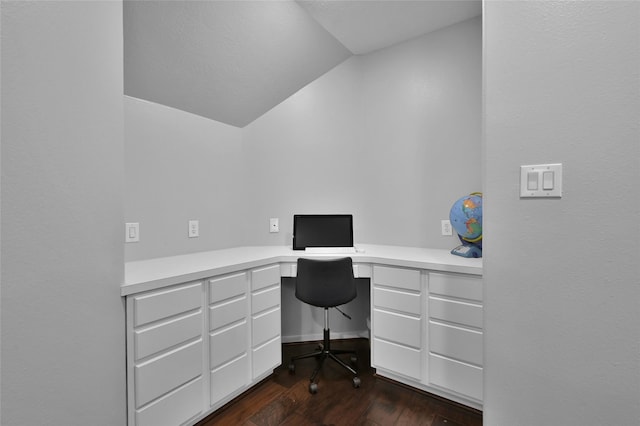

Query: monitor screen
[[293, 214, 353, 250]]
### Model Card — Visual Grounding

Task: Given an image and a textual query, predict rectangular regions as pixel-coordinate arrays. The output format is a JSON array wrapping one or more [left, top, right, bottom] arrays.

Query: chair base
[[289, 328, 360, 394]]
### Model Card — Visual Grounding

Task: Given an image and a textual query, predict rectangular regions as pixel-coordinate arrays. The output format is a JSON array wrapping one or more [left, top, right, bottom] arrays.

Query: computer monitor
[[292, 214, 353, 250]]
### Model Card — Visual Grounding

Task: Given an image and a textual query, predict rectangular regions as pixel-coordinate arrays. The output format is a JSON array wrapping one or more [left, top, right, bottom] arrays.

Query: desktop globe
[[449, 193, 482, 258]]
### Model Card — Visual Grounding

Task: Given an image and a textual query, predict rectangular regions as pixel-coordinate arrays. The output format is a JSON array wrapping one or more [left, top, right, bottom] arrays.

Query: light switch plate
[[125, 222, 139, 243], [520, 164, 562, 198]]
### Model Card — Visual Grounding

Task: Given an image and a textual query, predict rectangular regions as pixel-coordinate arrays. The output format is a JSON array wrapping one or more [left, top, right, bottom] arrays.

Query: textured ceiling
[[124, 1, 482, 128]]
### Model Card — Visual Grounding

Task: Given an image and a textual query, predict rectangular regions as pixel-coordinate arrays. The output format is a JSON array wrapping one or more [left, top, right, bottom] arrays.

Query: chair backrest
[[295, 257, 356, 308]]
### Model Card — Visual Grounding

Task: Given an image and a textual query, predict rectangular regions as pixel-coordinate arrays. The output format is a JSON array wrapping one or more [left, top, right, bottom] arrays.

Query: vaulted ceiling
[[124, 1, 481, 128]]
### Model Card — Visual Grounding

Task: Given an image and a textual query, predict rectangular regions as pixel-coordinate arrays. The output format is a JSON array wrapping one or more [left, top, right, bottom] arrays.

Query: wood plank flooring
[[197, 339, 482, 426]]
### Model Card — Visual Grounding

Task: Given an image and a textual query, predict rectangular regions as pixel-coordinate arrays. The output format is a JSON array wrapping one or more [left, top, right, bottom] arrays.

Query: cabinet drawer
[[134, 339, 203, 408], [429, 322, 482, 366], [373, 309, 421, 348], [252, 285, 280, 315], [135, 310, 202, 360], [429, 273, 482, 302], [210, 353, 249, 407], [252, 308, 280, 347], [373, 266, 421, 292], [429, 354, 483, 401], [209, 296, 246, 331], [210, 321, 248, 369], [134, 282, 202, 327], [252, 336, 281, 379], [136, 377, 203, 426], [429, 296, 482, 328], [373, 338, 421, 379], [251, 265, 281, 292], [374, 286, 421, 315], [209, 273, 246, 304]]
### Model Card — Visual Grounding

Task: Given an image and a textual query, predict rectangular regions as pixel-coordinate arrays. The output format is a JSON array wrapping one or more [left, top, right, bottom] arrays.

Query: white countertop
[[122, 244, 482, 296]]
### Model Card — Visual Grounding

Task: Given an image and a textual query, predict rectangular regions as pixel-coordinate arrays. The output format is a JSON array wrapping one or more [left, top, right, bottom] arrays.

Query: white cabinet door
[[127, 281, 205, 426], [372, 265, 423, 380], [250, 264, 282, 380]]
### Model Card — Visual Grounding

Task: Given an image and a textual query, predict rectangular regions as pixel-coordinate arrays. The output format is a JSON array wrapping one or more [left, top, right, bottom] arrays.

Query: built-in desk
[[122, 245, 482, 426]]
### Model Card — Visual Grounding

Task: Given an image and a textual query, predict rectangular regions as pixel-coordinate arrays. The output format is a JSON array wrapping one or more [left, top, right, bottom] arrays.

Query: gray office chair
[[288, 257, 361, 394]]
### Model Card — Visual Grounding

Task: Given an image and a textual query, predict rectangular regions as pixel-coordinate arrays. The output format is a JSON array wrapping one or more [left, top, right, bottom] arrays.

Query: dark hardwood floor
[[197, 339, 482, 426]]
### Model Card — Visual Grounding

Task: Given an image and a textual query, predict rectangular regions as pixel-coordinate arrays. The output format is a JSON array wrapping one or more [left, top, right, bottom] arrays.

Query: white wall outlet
[[125, 222, 140, 243], [269, 218, 279, 233], [441, 219, 453, 236], [188, 220, 199, 238]]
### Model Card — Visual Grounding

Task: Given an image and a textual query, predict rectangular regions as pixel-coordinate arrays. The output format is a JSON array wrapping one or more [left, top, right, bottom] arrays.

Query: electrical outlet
[[441, 219, 453, 236], [125, 222, 140, 243], [188, 220, 199, 238], [269, 218, 279, 233]]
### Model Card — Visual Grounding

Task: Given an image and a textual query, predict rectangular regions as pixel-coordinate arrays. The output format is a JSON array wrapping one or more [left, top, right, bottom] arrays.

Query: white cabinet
[[126, 265, 282, 426], [370, 266, 483, 409], [208, 272, 250, 407], [428, 272, 483, 402], [250, 264, 282, 380], [371, 265, 423, 380], [127, 281, 205, 426]]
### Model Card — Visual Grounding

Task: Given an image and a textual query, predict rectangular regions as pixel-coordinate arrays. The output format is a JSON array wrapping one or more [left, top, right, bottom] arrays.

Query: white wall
[[243, 17, 481, 249], [124, 97, 245, 261], [1, 2, 126, 425], [361, 17, 482, 247], [242, 56, 366, 246], [484, 2, 640, 425]]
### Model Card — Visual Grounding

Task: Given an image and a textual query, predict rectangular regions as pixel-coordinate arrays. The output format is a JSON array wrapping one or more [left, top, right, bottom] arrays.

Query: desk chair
[[288, 257, 361, 394]]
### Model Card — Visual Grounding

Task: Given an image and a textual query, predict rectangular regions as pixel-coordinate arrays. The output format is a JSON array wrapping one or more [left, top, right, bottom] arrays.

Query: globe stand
[[451, 242, 482, 258]]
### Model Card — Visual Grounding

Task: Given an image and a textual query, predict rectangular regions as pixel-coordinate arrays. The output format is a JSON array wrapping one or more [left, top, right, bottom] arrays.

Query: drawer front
[[429, 296, 482, 328], [134, 339, 203, 408], [373, 338, 421, 379], [374, 286, 421, 315], [134, 282, 202, 327], [429, 273, 482, 302], [252, 308, 280, 347], [373, 265, 421, 292], [252, 285, 280, 315], [429, 354, 483, 401], [373, 309, 421, 348], [210, 321, 248, 369], [136, 377, 203, 426], [209, 296, 246, 331], [210, 353, 249, 407], [135, 310, 202, 360], [251, 264, 281, 292], [429, 322, 483, 366], [252, 336, 281, 379], [209, 273, 246, 304]]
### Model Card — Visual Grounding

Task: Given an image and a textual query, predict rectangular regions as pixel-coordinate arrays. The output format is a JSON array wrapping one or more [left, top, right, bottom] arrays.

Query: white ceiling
[[296, 0, 481, 55], [124, 1, 481, 128]]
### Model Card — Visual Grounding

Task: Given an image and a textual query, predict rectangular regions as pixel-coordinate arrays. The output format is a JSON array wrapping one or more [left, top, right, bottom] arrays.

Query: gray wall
[[244, 17, 481, 249], [124, 17, 482, 261], [1, 2, 126, 425], [484, 2, 640, 424], [124, 97, 246, 261]]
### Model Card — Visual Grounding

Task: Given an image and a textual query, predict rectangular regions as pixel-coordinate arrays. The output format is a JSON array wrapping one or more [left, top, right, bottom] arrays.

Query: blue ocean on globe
[[449, 194, 483, 242]]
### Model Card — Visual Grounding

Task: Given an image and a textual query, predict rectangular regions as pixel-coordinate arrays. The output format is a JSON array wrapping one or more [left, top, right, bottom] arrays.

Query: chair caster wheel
[[309, 382, 318, 394], [288, 362, 295, 374], [352, 377, 361, 388], [350, 356, 357, 366]]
